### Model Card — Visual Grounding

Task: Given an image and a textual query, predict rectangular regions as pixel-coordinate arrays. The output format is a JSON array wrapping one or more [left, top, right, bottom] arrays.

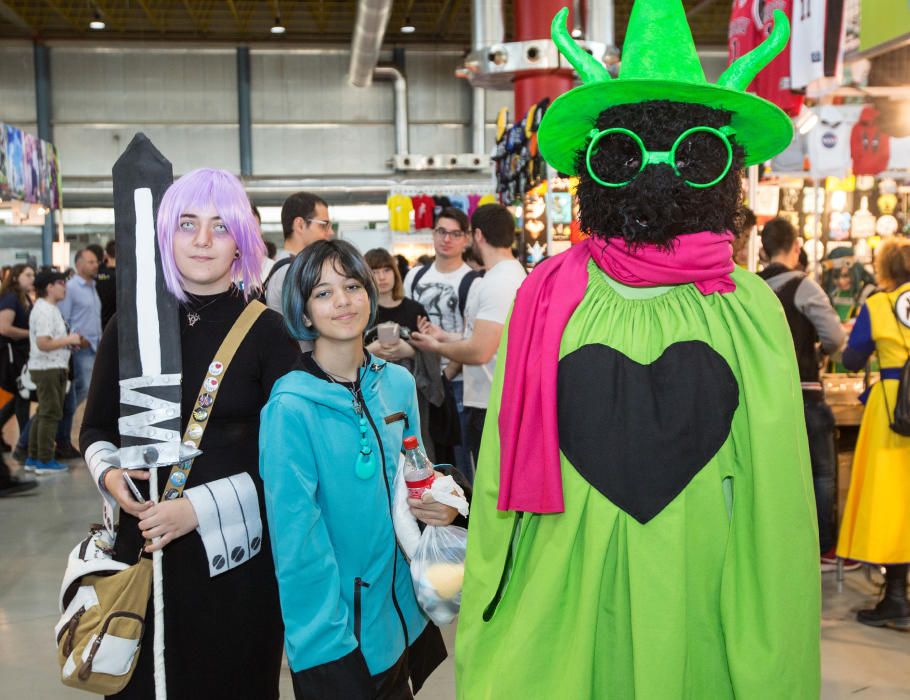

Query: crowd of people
[[2, 166, 908, 698]]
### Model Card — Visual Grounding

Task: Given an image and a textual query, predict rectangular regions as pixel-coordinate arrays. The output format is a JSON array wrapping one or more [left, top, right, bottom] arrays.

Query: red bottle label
[[405, 474, 435, 499]]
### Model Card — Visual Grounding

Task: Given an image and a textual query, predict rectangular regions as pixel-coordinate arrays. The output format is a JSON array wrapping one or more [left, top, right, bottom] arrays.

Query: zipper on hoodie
[[360, 395, 411, 652], [353, 577, 370, 643]]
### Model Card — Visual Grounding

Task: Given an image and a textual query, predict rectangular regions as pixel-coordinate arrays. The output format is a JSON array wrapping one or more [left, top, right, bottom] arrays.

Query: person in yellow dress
[[837, 238, 910, 630]]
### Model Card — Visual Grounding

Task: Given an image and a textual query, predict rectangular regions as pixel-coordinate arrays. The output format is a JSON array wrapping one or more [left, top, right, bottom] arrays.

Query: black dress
[[80, 288, 300, 700]]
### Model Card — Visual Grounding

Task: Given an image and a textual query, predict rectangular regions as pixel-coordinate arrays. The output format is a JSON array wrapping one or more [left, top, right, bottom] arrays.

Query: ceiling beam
[[685, 0, 722, 19], [43, 0, 84, 33], [435, 0, 463, 37], [225, 0, 240, 25], [0, 1, 33, 32], [136, 0, 165, 32], [94, 0, 127, 33]]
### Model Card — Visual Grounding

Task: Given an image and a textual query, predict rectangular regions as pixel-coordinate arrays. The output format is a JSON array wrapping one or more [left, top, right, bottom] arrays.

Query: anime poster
[[0, 122, 60, 208], [5, 125, 24, 199], [0, 126, 8, 199]]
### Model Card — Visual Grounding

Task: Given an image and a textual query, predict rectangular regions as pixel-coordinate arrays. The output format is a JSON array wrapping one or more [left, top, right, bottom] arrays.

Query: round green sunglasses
[[585, 125, 737, 189]]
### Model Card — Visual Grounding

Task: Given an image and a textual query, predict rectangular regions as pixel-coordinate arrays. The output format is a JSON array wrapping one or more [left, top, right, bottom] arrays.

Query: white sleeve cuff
[[184, 472, 263, 578], [84, 441, 119, 507]]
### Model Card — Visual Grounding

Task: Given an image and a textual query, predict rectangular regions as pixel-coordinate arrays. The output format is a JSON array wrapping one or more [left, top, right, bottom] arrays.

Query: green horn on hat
[[551, 7, 611, 84], [717, 10, 791, 91]]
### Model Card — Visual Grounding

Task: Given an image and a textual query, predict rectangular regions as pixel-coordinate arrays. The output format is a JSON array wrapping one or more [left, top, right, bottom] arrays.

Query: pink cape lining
[[497, 231, 736, 514]]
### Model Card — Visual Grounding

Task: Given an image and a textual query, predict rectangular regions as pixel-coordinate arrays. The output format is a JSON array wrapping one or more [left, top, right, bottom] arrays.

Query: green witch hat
[[538, 1, 793, 174]]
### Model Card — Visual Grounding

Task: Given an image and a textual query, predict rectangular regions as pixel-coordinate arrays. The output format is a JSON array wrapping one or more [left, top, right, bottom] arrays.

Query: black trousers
[[464, 407, 487, 468]]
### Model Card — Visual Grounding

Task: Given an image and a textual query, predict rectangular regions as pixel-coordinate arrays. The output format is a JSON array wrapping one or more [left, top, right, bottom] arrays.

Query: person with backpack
[[411, 204, 525, 470], [837, 238, 910, 631], [263, 191, 333, 315], [404, 207, 482, 474], [758, 218, 846, 572]]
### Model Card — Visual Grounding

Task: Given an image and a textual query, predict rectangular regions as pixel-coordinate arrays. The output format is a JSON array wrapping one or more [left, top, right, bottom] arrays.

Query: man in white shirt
[[411, 204, 526, 465], [404, 207, 482, 474]]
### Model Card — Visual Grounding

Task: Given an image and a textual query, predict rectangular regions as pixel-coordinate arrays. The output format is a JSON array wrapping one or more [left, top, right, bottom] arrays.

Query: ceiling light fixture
[[400, 17, 416, 33], [89, 10, 105, 30], [271, 16, 286, 34]]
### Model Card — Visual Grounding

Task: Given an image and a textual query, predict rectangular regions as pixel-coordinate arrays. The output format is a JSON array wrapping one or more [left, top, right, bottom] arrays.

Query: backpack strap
[[410, 263, 431, 296], [262, 256, 293, 296], [458, 270, 483, 316]]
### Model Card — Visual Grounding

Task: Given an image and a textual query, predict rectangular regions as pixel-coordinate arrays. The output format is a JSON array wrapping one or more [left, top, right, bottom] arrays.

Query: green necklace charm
[[314, 355, 376, 480], [355, 415, 377, 480]]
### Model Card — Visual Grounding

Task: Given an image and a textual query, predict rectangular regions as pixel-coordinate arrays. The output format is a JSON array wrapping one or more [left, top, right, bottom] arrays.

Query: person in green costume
[[455, 3, 821, 699]]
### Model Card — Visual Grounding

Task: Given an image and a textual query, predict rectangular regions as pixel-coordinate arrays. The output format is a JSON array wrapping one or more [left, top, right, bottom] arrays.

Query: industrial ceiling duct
[[348, 0, 394, 87]]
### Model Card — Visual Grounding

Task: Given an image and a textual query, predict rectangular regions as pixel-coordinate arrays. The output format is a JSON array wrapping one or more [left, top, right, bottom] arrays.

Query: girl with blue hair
[[260, 239, 457, 698]]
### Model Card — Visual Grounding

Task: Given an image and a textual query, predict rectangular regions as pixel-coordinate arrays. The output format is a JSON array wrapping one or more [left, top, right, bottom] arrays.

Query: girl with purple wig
[[81, 168, 300, 699]]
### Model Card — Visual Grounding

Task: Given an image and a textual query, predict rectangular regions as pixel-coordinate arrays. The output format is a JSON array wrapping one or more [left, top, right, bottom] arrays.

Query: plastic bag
[[410, 524, 467, 626], [391, 452, 470, 625]]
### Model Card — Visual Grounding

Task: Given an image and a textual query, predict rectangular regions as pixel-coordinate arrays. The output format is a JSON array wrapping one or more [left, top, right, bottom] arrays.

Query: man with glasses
[[410, 204, 524, 471], [404, 207, 482, 475], [263, 191, 332, 314]]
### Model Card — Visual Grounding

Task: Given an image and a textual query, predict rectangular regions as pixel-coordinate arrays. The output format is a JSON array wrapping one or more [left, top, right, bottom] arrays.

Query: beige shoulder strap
[[161, 301, 267, 501]]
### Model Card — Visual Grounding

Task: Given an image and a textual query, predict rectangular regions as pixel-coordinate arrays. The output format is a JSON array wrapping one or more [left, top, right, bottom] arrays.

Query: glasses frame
[[585, 125, 736, 189], [306, 217, 334, 232], [433, 227, 467, 240]]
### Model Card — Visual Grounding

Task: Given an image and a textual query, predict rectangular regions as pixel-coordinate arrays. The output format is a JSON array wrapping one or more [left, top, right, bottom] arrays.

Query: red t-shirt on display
[[728, 0, 760, 68], [412, 195, 435, 229], [753, 0, 804, 117], [851, 106, 891, 176]]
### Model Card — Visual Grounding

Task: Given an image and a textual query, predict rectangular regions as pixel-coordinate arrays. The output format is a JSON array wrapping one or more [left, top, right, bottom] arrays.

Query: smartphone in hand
[[123, 472, 144, 502]]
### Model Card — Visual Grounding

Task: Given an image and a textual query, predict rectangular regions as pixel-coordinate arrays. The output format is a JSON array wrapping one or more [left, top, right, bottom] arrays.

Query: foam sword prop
[[110, 134, 198, 700]]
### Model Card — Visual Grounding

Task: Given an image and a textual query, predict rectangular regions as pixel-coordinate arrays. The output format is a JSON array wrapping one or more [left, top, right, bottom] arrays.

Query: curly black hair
[[573, 100, 746, 249]]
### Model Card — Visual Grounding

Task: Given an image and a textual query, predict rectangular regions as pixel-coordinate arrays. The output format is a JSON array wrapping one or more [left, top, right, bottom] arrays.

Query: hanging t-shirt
[[753, 0, 804, 116], [412, 195, 435, 229], [728, 0, 760, 67], [449, 195, 469, 213], [462, 258, 526, 409], [467, 194, 482, 217], [790, 0, 826, 89], [478, 193, 498, 207], [808, 105, 853, 177], [433, 196, 452, 218], [388, 194, 413, 232], [851, 106, 891, 176], [771, 129, 806, 172]]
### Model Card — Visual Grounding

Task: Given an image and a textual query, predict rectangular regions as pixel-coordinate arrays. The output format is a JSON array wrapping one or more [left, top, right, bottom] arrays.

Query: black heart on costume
[[557, 341, 739, 524]]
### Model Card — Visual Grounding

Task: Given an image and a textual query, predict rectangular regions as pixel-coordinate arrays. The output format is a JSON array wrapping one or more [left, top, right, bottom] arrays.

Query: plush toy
[[456, 2, 821, 698]]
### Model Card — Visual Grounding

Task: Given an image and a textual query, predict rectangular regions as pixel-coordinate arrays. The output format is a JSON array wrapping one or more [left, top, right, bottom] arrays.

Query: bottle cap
[[403, 436, 419, 450]]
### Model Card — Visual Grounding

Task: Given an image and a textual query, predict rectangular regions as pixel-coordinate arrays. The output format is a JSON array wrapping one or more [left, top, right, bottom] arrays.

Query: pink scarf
[[497, 231, 735, 513]]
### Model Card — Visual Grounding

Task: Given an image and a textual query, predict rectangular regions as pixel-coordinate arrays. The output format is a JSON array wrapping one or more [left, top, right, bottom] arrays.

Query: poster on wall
[[0, 122, 61, 209]]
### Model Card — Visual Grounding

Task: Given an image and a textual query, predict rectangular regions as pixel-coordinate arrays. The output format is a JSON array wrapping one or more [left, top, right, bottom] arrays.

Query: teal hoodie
[[259, 357, 428, 678]]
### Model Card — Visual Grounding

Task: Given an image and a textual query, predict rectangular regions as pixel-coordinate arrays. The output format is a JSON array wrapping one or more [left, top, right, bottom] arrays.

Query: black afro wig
[[573, 100, 746, 249]]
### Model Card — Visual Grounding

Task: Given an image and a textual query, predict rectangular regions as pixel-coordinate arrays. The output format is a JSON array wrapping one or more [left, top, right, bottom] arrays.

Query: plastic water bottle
[[403, 436, 435, 499]]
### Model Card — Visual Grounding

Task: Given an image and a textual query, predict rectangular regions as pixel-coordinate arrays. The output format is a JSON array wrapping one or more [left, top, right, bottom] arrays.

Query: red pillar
[[513, 0, 576, 117]]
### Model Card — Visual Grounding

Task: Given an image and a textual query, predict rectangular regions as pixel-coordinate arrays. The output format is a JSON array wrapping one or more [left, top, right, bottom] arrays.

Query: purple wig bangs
[[156, 168, 265, 302]]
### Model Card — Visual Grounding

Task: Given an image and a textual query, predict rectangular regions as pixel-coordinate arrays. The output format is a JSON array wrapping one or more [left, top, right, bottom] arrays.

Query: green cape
[[456, 266, 820, 698]]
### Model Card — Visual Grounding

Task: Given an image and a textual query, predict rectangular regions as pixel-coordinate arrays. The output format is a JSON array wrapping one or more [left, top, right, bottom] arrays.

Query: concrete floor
[[1, 434, 908, 698]]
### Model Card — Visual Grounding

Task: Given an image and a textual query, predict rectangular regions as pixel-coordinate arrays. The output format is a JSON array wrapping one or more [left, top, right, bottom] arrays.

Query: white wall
[[0, 42, 514, 180]]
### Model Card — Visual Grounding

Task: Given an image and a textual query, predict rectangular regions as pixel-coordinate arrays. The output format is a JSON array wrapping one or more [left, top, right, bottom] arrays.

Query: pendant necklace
[[182, 293, 222, 327], [313, 355, 377, 480]]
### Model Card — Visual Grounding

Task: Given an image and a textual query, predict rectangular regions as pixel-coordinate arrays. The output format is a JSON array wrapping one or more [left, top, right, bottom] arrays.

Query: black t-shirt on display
[[364, 297, 427, 345], [95, 263, 116, 329]]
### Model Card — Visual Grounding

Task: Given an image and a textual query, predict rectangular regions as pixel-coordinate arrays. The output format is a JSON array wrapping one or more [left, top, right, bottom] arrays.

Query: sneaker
[[23, 457, 38, 472], [55, 443, 82, 460], [34, 459, 70, 475], [821, 550, 862, 573], [0, 475, 38, 497], [12, 446, 28, 463]]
